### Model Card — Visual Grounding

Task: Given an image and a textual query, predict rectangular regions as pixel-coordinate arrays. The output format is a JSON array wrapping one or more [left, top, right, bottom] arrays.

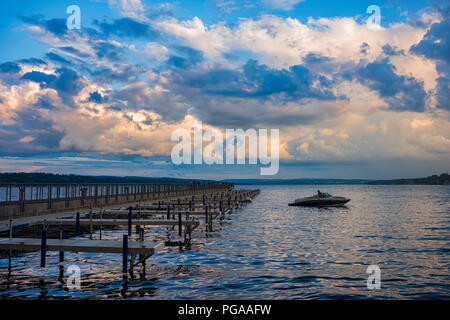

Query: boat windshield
[[315, 192, 332, 198]]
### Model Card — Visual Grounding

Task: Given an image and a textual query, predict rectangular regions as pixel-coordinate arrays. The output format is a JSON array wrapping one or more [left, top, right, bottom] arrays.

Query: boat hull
[[288, 197, 350, 207]]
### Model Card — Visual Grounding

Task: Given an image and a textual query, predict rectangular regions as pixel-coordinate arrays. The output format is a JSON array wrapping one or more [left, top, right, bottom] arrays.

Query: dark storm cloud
[[410, 5, 450, 110], [93, 18, 160, 40], [110, 83, 188, 122], [357, 59, 426, 112], [89, 64, 145, 84], [93, 42, 124, 62], [382, 44, 405, 56], [173, 46, 204, 64], [53, 68, 84, 101], [0, 107, 64, 154], [19, 15, 67, 36], [169, 59, 337, 101], [45, 52, 70, 64], [21, 71, 57, 85], [84, 91, 107, 104], [360, 42, 370, 55], [166, 56, 195, 69], [157, 57, 344, 127], [20, 68, 85, 105], [302, 53, 331, 65], [17, 58, 47, 66], [166, 45, 204, 69], [33, 95, 57, 110], [0, 61, 21, 73], [410, 6, 450, 64], [57, 46, 91, 59]]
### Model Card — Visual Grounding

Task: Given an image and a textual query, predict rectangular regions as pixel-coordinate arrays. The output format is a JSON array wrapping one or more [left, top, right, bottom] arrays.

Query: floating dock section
[[0, 184, 260, 279]]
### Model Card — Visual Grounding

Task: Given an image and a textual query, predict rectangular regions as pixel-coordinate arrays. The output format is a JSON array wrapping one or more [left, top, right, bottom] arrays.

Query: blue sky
[[0, 0, 448, 179], [0, 0, 433, 63]]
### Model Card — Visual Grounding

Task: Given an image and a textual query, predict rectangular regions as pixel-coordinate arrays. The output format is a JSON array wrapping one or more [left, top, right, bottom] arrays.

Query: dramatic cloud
[[410, 6, 450, 110], [0, 62, 21, 73], [94, 17, 160, 39], [0, 1, 448, 178], [356, 59, 427, 112]]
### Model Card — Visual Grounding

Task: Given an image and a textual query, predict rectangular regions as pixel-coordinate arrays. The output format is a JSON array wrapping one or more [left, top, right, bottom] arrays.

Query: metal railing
[[0, 182, 233, 205]]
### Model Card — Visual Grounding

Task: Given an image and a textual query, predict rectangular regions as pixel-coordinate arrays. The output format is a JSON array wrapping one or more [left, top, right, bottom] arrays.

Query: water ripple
[[1, 185, 449, 299]]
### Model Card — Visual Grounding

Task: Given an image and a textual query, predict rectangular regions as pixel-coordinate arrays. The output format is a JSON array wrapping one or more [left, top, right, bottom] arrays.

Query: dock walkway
[[0, 237, 163, 255], [0, 187, 260, 278]]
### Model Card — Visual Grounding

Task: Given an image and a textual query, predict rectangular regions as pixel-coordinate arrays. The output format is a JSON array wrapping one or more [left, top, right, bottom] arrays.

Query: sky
[[0, 0, 449, 180]]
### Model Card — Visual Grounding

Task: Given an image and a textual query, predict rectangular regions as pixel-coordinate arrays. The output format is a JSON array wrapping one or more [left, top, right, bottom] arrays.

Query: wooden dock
[[39, 218, 200, 228], [0, 237, 163, 255], [0, 187, 261, 278], [102, 209, 221, 216]]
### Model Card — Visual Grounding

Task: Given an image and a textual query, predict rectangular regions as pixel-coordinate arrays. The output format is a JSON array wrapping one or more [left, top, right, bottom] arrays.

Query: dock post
[[139, 227, 144, 241], [8, 219, 12, 275], [40, 226, 47, 268], [59, 226, 64, 262], [89, 210, 93, 239], [139, 228, 145, 276], [76, 212, 80, 236], [189, 200, 192, 211], [8, 250, 11, 275], [122, 234, 128, 275], [59, 225, 64, 281], [208, 204, 213, 231], [205, 205, 208, 224], [178, 212, 182, 237], [128, 206, 132, 237], [99, 208, 102, 240], [167, 205, 170, 219]]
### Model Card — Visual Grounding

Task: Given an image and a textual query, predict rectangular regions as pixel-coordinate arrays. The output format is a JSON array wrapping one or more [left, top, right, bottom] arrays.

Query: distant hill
[[1, 172, 448, 185], [367, 173, 450, 185], [0, 172, 218, 184], [223, 173, 450, 185], [221, 178, 374, 185]]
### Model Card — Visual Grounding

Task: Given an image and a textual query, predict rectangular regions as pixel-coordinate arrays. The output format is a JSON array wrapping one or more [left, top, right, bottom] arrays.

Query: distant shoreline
[[0, 172, 448, 185], [224, 173, 450, 185], [227, 174, 450, 185]]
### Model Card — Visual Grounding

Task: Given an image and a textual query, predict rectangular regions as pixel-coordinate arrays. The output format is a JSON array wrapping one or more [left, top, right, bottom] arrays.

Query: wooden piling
[[128, 206, 132, 237], [76, 212, 80, 236], [122, 234, 128, 275], [178, 212, 182, 236], [40, 227, 47, 268]]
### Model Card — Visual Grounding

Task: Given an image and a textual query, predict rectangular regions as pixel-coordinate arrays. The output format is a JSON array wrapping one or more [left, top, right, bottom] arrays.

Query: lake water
[[0, 185, 449, 299]]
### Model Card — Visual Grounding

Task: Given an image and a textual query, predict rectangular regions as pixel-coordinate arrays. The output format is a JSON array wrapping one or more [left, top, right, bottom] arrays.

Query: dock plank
[[102, 210, 220, 216], [0, 237, 163, 255], [38, 218, 199, 227]]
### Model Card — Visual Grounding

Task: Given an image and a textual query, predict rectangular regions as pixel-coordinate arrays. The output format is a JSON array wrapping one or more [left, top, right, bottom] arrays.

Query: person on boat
[[317, 190, 322, 197]]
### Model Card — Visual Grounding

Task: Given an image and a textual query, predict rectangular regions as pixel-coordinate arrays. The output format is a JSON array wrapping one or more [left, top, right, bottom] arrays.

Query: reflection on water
[[0, 185, 449, 299]]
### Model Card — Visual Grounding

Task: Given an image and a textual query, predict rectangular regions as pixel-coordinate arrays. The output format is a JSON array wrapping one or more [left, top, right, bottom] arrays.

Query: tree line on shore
[[0, 172, 448, 185], [0, 172, 216, 184]]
